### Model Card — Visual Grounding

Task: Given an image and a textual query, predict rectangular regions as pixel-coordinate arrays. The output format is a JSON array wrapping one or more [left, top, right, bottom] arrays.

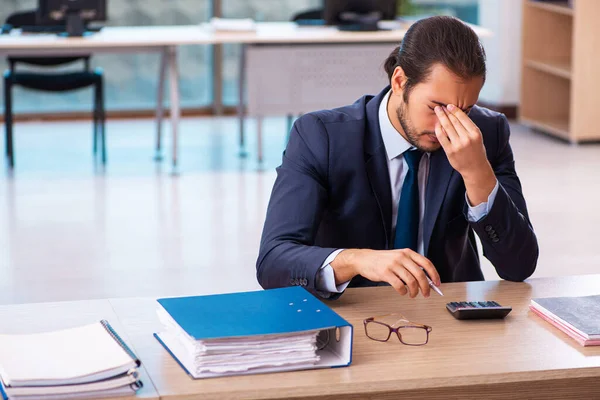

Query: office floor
[[0, 116, 598, 305]]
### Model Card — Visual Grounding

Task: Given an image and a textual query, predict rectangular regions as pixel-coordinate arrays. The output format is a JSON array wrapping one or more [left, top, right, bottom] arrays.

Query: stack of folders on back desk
[[0, 321, 142, 399], [154, 286, 353, 378]]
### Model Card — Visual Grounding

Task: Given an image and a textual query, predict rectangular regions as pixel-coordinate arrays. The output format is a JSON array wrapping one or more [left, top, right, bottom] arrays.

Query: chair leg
[[93, 83, 99, 158], [4, 77, 14, 168], [155, 48, 167, 159], [257, 115, 263, 163], [238, 44, 247, 157], [99, 81, 106, 166]]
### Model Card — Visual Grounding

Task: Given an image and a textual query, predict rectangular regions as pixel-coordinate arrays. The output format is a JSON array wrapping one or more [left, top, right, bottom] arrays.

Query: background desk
[[0, 275, 598, 399], [0, 23, 490, 168]]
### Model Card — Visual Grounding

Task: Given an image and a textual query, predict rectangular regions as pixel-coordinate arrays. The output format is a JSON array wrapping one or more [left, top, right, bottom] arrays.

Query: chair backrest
[[292, 9, 323, 21], [6, 10, 38, 27], [5, 10, 89, 69]]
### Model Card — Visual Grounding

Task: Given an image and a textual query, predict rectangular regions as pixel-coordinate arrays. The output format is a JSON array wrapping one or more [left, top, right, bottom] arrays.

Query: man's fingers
[[403, 261, 431, 298], [395, 267, 419, 298], [445, 108, 470, 141], [435, 122, 451, 151], [408, 251, 440, 286], [447, 104, 479, 135], [385, 272, 408, 296], [435, 106, 459, 143]]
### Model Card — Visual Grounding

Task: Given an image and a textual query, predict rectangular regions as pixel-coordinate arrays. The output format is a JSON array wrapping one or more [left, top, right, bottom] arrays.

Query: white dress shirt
[[315, 90, 499, 296]]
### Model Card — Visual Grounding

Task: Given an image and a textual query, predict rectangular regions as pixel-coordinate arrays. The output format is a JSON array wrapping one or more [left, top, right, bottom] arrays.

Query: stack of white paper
[[157, 307, 320, 378], [0, 321, 142, 399]]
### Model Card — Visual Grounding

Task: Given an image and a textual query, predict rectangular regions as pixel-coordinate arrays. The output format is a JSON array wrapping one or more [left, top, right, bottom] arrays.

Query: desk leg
[[212, 44, 224, 115], [154, 47, 168, 162], [257, 115, 263, 164], [167, 46, 180, 172], [238, 44, 248, 158], [5, 79, 14, 168]]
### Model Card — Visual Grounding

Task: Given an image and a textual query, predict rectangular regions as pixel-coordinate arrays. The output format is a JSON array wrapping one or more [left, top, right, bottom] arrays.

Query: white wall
[[478, 0, 523, 105]]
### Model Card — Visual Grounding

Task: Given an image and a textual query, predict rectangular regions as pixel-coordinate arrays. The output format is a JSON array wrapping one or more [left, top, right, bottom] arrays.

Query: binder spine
[[0, 381, 7, 400], [100, 320, 141, 367]]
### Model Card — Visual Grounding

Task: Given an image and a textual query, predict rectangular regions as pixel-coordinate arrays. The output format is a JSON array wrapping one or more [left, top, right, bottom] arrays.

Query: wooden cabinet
[[520, 0, 600, 142]]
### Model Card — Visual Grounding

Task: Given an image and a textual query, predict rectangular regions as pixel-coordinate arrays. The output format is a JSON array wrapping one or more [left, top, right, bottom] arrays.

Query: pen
[[420, 267, 444, 296], [426, 276, 444, 296]]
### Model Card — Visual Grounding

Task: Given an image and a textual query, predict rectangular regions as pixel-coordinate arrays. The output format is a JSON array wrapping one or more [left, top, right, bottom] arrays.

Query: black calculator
[[446, 301, 512, 320]]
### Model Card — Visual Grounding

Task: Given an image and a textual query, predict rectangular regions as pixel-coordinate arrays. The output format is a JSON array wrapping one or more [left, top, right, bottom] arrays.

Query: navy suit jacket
[[256, 87, 538, 294]]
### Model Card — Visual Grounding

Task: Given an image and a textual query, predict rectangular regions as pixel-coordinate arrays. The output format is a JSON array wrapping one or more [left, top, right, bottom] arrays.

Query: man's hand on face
[[434, 104, 497, 206], [433, 104, 489, 176]]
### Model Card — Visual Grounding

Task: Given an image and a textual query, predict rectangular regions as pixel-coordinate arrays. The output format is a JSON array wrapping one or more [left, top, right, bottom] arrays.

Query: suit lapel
[[423, 150, 455, 256], [364, 87, 393, 248], [365, 149, 392, 249]]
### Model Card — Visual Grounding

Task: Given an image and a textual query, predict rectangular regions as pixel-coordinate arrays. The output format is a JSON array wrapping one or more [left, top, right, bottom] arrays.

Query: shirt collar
[[378, 89, 415, 161]]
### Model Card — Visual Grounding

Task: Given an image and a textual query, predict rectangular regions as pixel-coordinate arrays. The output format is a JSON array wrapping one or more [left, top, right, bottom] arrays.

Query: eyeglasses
[[363, 314, 432, 345]]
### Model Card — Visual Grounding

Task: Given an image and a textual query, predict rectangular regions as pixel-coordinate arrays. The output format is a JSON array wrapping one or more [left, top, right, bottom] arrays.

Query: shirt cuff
[[465, 180, 500, 222], [315, 249, 350, 296]]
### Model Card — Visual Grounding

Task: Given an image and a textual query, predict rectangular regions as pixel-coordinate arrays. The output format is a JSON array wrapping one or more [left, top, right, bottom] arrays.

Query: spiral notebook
[[0, 320, 141, 392], [1, 372, 142, 399]]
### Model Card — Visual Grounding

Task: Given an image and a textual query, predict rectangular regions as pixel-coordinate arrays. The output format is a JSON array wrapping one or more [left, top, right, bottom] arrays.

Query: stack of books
[[0, 320, 142, 399], [154, 286, 353, 379], [530, 294, 600, 346]]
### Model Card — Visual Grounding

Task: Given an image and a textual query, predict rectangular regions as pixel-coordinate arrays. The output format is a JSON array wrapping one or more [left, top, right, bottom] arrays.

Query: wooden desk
[[2, 274, 589, 399], [108, 275, 600, 400], [0, 22, 491, 167]]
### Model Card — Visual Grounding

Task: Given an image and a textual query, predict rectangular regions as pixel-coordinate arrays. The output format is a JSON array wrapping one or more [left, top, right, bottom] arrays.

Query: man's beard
[[395, 100, 440, 153]]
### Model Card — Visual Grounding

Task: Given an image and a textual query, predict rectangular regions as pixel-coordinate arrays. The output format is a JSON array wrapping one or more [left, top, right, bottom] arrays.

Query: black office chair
[[292, 9, 323, 21], [3, 10, 106, 168]]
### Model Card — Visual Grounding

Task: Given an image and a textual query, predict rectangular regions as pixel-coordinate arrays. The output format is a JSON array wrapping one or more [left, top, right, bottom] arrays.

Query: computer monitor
[[323, 0, 397, 31], [37, 0, 107, 37]]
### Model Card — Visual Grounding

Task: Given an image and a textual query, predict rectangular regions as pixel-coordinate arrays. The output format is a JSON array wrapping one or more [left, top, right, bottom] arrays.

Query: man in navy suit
[[256, 16, 539, 299]]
